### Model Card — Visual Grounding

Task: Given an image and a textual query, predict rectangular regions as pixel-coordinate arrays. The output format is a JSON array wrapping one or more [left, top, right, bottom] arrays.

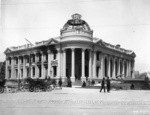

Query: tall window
[[46, 53, 48, 61], [21, 69, 23, 78], [96, 66, 99, 77], [27, 57, 29, 63], [39, 66, 41, 77], [9, 59, 11, 65], [16, 58, 18, 64], [54, 53, 57, 60], [96, 52, 100, 61], [33, 67, 35, 77], [53, 66, 57, 77], [21, 57, 23, 64], [27, 68, 29, 77], [16, 69, 18, 78], [39, 55, 41, 62], [32, 55, 35, 62], [9, 70, 11, 78]]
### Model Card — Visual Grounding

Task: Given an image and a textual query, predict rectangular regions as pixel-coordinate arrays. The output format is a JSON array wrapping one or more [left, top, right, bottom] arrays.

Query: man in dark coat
[[106, 77, 111, 92], [100, 77, 105, 92]]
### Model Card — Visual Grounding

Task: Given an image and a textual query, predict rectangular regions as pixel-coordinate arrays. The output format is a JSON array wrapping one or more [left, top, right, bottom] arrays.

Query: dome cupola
[[60, 14, 93, 42]]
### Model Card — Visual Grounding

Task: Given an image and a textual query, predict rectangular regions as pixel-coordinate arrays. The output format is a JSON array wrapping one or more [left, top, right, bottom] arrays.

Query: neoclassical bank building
[[5, 14, 136, 82]]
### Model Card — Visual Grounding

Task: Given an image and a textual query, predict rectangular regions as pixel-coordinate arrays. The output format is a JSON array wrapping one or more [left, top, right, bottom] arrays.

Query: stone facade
[[4, 14, 136, 82]]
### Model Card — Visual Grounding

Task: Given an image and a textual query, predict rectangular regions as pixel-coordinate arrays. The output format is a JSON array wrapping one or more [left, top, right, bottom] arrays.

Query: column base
[[87, 77, 92, 81], [62, 76, 66, 82], [92, 76, 97, 79], [112, 76, 116, 80], [70, 76, 75, 82], [56, 76, 60, 79], [81, 76, 86, 82]]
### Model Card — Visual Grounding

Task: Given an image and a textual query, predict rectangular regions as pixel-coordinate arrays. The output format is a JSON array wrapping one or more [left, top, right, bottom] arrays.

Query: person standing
[[58, 77, 62, 88], [106, 77, 110, 92], [100, 77, 105, 92]]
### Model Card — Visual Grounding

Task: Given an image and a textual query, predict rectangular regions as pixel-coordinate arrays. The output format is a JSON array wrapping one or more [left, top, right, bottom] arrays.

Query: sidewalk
[[0, 87, 150, 115]]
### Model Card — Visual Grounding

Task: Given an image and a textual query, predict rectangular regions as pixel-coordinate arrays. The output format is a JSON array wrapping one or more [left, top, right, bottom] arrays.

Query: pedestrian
[[100, 77, 105, 92], [106, 77, 111, 92], [58, 77, 62, 88], [67, 78, 72, 87]]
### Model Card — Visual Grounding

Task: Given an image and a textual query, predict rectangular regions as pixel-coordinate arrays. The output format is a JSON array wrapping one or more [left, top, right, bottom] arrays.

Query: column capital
[[63, 49, 67, 52], [71, 48, 75, 51], [13, 56, 18, 59], [55, 48, 61, 52], [35, 51, 42, 55], [82, 48, 86, 51], [93, 50, 97, 53], [6, 56, 12, 60], [47, 50, 52, 54], [62, 48, 67, 51], [86, 48, 92, 52]]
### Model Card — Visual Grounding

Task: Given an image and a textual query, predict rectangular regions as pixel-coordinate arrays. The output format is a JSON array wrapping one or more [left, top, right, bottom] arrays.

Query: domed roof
[[62, 13, 91, 31]]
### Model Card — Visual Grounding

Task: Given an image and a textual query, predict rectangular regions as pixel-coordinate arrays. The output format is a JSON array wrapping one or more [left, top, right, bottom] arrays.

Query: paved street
[[0, 87, 150, 115]]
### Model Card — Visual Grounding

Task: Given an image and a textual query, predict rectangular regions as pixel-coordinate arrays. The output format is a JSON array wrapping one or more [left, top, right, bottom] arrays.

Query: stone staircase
[[72, 80, 82, 86]]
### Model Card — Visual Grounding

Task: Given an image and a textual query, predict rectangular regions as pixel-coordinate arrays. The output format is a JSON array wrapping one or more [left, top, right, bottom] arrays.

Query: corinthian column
[[107, 56, 110, 78], [93, 51, 96, 78], [100, 54, 104, 79], [62, 49, 66, 81], [47, 50, 51, 78], [112, 58, 116, 79], [41, 52, 45, 79], [117, 59, 120, 77], [131, 60, 135, 78], [81, 49, 86, 81], [5, 58, 8, 79], [129, 60, 132, 77], [11, 57, 15, 79], [57, 49, 61, 78], [126, 60, 129, 77], [122, 60, 125, 79], [71, 48, 75, 82], [18, 57, 20, 79], [88, 49, 92, 80]]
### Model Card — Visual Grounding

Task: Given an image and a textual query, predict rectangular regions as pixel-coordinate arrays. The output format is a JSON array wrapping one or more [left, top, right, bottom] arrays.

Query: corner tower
[[60, 13, 93, 42]]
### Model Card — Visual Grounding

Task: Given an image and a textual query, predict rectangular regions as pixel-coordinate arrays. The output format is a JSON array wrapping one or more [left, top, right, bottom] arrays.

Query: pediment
[[96, 39, 106, 47], [4, 48, 12, 54], [46, 38, 59, 46]]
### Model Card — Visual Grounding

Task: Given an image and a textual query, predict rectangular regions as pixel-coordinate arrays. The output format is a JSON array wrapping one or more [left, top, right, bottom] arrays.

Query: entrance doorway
[[75, 49, 81, 80]]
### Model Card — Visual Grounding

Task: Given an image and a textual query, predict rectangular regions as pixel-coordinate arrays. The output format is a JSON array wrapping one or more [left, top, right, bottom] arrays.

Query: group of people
[[100, 77, 111, 93]]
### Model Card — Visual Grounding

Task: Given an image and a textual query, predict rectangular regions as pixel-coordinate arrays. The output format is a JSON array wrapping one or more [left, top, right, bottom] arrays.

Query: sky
[[0, 0, 150, 73]]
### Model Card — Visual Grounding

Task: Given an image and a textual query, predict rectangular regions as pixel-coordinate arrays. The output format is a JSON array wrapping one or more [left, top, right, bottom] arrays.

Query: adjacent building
[[4, 14, 136, 82]]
